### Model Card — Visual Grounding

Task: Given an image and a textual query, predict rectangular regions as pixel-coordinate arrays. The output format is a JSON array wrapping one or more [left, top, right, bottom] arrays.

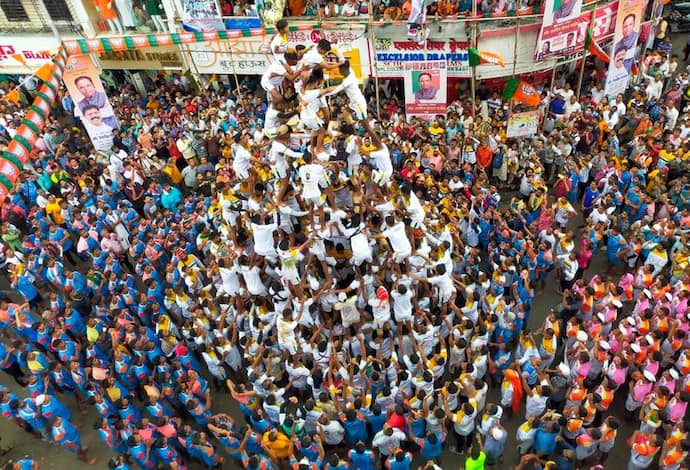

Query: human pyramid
[[0, 15, 688, 470]]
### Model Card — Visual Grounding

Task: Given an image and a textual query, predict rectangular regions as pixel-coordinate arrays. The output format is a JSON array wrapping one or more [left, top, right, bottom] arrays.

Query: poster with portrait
[[182, 0, 225, 32], [604, 0, 642, 97], [404, 61, 447, 117], [543, 0, 584, 26], [535, 0, 584, 61], [62, 55, 118, 152], [535, 2, 618, 62]]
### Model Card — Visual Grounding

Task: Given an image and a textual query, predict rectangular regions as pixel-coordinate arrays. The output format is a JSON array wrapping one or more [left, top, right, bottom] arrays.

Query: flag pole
[[576, 13, 596, 101], [368, 17, 381, 119], [470, 3, 477, 117], [512, 19, 520, 77]]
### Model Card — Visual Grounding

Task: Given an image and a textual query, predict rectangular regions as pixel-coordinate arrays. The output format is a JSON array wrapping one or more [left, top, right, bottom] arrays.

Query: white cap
[[665, 293, 673, 302], [630, 343, 641, 353], [669, 368, 680, 380], [558, 363, 571, 376], [34, 394, 46, 406], [643, 370, 656, 382], [619, 324, 628, 335], [612, 300, 623, 308], [597, 312, 606, 323], [645, 334, 654, 345], [643, 289, 652, 299], [490, 427, 503, 440], [338, 293, 347, 302], [599, 340, 611, 351], [576, 331, 588, 342]]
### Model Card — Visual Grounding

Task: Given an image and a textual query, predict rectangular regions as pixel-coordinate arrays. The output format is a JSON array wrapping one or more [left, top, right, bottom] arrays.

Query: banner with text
[[182, 0, 225, 32], [404, 61, 447, 117], [188, 27, 368, 77], [535, 1, 617, 61], [62, 55, 119, 152], [374, 38, 469, 78], [604, 0, 642, 97], [506, 111, 541, 138]]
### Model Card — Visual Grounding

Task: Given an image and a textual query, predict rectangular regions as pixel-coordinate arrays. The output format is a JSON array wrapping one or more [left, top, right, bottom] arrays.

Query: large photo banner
[[535, 0, 588, 61], [543, 0, 583, 26], [604, 0, 642, 97], [63, 55, 119, 152], [535, 1, 617, 61], [182, 0, 225, 32], [404, 61, 447, 117]]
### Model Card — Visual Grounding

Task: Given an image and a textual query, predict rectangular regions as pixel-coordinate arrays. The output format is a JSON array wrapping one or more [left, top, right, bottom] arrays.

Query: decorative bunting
[[60, 26, 322, 55], [0, 46, 67, 204], [11, 53, 27, 67]]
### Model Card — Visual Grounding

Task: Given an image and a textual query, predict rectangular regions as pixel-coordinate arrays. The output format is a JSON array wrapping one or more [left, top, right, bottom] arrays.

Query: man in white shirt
[[232, 132, 267, 181], [250, 213, 278, 261], [381, 216, 412, 262], [563, 96, 582, 119], [260, 52, 299, 104], [297, 152, 329, 206], [325, 61, 367, 121], [590, 84, 605, 104], [665, 101, 679, 130], [372, 424, 407, 456], [645, 75, 663, 101]]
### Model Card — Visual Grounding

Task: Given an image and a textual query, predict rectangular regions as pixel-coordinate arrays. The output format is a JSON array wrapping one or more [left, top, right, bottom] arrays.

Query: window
[[1, 0, 30, 22], [44, 0, 74, 21]]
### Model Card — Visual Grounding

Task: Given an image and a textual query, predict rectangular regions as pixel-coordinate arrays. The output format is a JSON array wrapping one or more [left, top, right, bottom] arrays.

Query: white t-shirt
[[298, 164, 326, 199], [269, 33, 287, 62], [240, 265, 266, 295], [232, 144, 252, 178], [252, 222, 277, 256], [384, 222, 411, 255], [391, 289, 413, 322], [261, 60, 287, 90]]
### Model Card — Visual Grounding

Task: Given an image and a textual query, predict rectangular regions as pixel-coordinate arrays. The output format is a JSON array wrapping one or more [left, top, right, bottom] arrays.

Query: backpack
[[492, 151, 504, 169]]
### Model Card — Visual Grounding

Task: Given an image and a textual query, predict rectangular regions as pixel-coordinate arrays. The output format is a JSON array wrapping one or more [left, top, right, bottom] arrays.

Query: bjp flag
[[503, 78, 541, 107]]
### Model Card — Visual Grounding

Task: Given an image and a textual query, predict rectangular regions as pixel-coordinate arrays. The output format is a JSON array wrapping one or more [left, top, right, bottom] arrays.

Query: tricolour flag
[[584, 29, 609, 63], [468, 48, 505, 67]]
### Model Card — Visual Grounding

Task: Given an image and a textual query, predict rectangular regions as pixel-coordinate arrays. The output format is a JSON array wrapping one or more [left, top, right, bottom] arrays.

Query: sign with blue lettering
[[373, 38, 470, 77]]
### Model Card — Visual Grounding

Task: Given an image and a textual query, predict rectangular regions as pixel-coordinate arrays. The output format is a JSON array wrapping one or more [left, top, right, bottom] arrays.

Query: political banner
[[535, 0, 619, 61], [404, 61, 447, 117], [506, 111, 541, 138], [188, 27, 368, 78], [182, 0, 225, 32], [62, 55, 118, 152], [543, 0, 583, 27], [374, 39, 469, 78], [604, 0, 642, 97]]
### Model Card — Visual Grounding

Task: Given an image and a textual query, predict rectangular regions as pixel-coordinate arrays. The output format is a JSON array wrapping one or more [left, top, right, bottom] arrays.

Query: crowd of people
[[0, 15, 689, 470]]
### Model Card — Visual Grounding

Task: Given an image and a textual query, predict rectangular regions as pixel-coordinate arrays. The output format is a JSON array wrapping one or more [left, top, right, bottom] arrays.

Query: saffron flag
[[503, 78, 541, 107], [2, 89, 20, 105], [34, 63, 54, 82], [584, 29, 609, 63], [11, 54, 27, 67], [468, 48, 505, 67]]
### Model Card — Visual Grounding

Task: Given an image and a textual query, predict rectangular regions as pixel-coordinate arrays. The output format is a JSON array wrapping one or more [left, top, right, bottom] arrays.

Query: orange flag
[[34, 63, 54, 82], [11, 53, 27, 67], [3, 89, 20, 105]]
